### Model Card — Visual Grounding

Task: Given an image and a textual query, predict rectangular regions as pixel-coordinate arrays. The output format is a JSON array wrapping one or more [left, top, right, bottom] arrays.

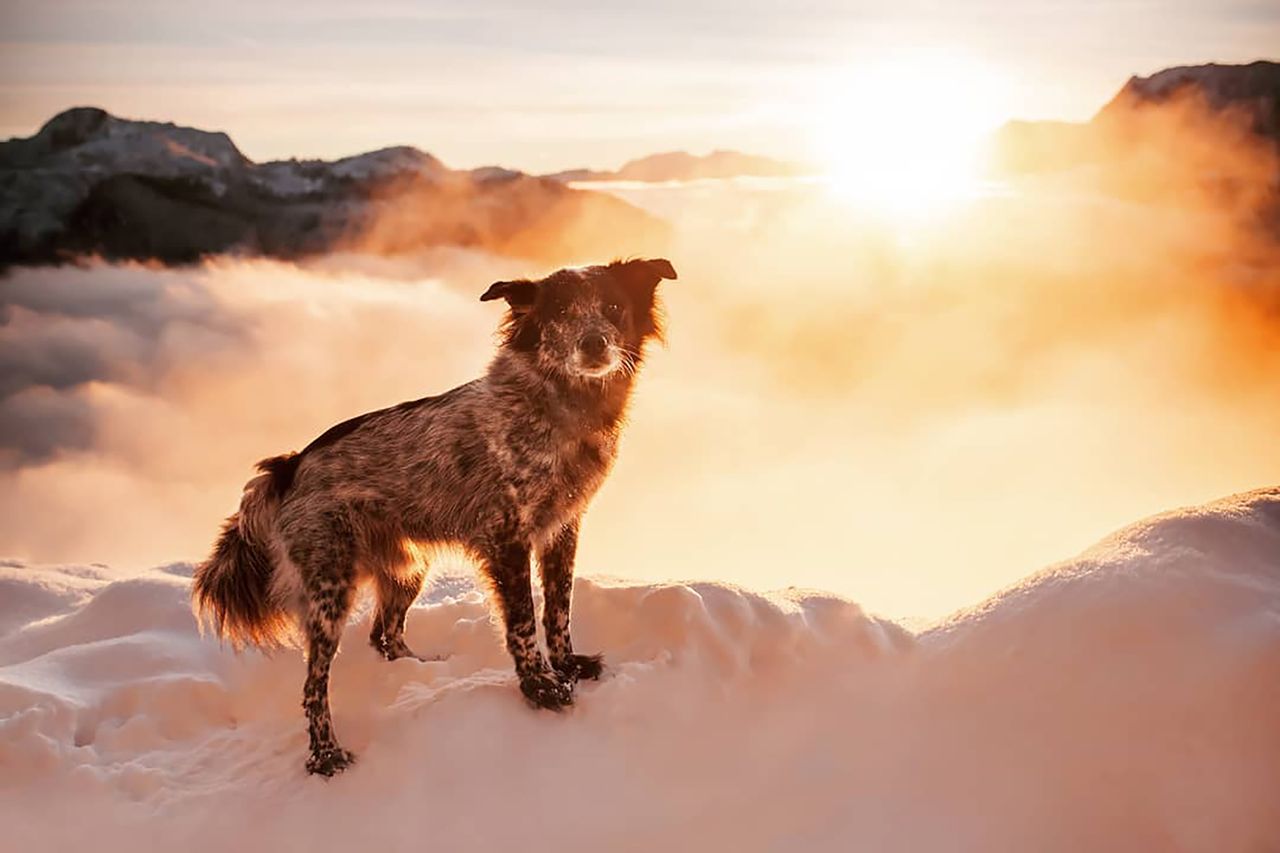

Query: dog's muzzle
[[573, 333, 620, 376]]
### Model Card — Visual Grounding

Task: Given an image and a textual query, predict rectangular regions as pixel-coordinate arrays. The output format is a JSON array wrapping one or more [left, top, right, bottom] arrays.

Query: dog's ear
[[613, 258, 675, 341], [480, 279, 538, 312], [616, 258, 677, 286]]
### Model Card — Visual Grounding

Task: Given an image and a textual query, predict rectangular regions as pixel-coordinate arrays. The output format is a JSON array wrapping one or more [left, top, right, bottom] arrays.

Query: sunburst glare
[[812, 50, 1013, 219]]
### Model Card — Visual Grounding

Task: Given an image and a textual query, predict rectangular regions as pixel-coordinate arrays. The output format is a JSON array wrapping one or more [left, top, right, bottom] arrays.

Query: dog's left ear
[[614, 258, 676, 341], [480, 279, 538, 312], [616, 258, 677, 286]]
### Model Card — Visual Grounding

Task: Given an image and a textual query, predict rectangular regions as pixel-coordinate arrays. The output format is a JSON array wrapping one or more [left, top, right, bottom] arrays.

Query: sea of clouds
[[3, 167, 1279, 618]]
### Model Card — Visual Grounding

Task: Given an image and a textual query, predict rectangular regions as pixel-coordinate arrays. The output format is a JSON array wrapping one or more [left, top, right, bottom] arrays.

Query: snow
[[2, 110, 458, 239], [245, 148, 447, 199], [71, 115, 248, 177], [2, 488, 1279, 851], [327, 146, 447, 183]]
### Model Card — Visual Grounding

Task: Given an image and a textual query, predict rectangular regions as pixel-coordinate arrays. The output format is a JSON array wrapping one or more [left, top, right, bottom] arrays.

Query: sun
[[811, 50, 1012, 219]]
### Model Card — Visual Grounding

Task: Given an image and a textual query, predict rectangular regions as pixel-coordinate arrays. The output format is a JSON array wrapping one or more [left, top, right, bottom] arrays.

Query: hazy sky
[[1, 0, 1277, 171]]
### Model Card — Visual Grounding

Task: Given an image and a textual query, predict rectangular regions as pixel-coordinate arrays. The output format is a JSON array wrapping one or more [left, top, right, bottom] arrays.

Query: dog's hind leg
[[369, 567, 429, 661], [484, 539, 573, 710], [291, 525, 358, 777], [537, 520, 603, 683]]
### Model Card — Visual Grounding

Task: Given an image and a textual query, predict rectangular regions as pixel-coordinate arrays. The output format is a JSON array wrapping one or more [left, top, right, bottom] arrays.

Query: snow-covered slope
[[0, 107, 252, 244], [0, 107, 248, 175], [247, 146, 448, 198], [2, 488, 1278, 851]]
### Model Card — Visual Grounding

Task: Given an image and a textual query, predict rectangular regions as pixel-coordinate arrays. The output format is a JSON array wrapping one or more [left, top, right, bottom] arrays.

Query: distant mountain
[[987, 60, 1280, 233], [0, 107, 669, 267], [545, 168, 613, 183], [985, 120, 1098, 174], [1098, 60, 1280, 139], [545, 149, 808, 183], [989, 60, 1280, 176]]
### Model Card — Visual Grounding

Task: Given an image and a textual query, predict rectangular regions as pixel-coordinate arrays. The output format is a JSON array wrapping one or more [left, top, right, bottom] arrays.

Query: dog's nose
[[578, 333, 608, 359]]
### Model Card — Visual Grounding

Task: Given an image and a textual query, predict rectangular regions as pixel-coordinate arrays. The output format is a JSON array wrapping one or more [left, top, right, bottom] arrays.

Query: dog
[[192, 257, 677, 776]]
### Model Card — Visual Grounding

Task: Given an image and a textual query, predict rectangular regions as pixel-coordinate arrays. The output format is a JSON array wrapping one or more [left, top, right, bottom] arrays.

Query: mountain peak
[[1099, 60, 1280, 138], [37, 106, 112, 150], [327, 145, 448, 181]]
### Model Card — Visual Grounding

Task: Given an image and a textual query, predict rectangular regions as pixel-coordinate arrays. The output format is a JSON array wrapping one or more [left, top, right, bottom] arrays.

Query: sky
[[1, 1, 1278, 171]]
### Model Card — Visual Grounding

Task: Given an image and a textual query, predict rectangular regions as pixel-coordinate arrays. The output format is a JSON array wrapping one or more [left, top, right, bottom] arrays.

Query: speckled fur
[[192, 258, 676, 776]]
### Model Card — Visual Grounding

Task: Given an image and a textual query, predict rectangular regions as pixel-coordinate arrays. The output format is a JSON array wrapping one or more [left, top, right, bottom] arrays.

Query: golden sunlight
[[812, 50, 1013, 218]]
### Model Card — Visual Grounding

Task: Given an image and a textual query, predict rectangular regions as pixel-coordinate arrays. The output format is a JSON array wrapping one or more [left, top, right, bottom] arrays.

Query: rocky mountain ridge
[[0, 107, 667, 267]]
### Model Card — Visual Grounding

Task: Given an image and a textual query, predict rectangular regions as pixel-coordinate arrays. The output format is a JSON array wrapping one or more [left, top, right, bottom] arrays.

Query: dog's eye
[[604, 302, 624, 321]]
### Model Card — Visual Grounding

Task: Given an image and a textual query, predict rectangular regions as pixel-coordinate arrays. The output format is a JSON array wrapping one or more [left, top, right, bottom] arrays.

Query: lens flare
[[812, 50, 1012, 219]]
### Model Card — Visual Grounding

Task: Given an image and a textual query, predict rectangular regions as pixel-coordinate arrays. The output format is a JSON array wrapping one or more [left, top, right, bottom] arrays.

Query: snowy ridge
[[251, 147, 450, 198], [0, 107, 452, 222], [0, 107, 248, 174], [2, 488, 1279, 850], [0, 108, 669, 267]]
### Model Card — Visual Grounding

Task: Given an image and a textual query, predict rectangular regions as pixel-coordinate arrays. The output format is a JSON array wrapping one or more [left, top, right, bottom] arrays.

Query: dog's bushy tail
[[192, 454, 301, 650]]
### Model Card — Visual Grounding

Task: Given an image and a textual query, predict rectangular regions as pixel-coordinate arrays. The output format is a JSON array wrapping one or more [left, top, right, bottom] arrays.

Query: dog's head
[[481, 258, 677, 380]]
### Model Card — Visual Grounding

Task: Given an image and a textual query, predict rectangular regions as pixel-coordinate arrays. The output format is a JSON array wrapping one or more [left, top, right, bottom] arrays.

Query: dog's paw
[[306, 746, 356, 777], [520, 670, 575, 711], [555, 653, 604, 683], [372, 634, 425, 662]]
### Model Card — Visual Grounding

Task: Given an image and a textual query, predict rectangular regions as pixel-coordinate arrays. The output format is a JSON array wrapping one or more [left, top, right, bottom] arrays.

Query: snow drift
[[2, 488, 1279, 852]]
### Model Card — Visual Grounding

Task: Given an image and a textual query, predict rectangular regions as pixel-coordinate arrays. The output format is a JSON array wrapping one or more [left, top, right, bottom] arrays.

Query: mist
[[3, 106, 1279, 621]]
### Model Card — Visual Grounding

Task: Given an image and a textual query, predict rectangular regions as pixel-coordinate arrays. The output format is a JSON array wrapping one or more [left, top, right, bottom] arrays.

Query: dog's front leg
[[538, 520, 603, 684], [486, 539, 573, 710]]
